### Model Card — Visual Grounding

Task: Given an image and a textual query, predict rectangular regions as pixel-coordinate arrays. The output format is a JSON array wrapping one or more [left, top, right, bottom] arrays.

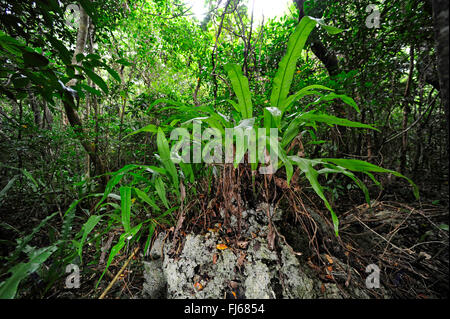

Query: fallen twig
[[99, 246, 139, 299]]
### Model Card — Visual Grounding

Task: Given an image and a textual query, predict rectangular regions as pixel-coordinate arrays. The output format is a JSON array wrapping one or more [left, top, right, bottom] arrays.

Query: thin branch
[[98, 246, 139, 299]]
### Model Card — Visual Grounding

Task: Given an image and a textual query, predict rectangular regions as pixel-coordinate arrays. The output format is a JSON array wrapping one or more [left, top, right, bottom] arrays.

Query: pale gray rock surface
[[142, 205, 372, 299]]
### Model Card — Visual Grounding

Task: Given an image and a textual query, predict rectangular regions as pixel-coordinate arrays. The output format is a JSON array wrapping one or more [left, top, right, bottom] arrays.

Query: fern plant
[[141, 16, 418, 235], [61, 16, 419, 290]]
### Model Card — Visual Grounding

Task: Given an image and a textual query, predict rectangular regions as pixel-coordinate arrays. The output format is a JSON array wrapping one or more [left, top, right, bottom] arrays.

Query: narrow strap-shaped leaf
[[78, 215, 102, 260], [155, 177, 169, 209], [143, 222, 156, 255], [264, 107, 282, 130], [124, 124, 157, 139], [0, 245, 57, 299], [105, 65, 121, 82], [314, 92, 360, 112], [298, 112, 380, 131], [317, 165, 370, 204], [120, 186, 132, 233], [134, 188, 160, 211], [290, 156, 339, 235], [157, 128, 179, 194], [95, 164, 142, 210], [282, 85, 334, 112], [96, 223, 142, 288], [281, 112, 378, 149], [322, 158, 419, 199], [80, 66, 108, 94], [224, 63, 253, 119], [270, 16, 318, 108]]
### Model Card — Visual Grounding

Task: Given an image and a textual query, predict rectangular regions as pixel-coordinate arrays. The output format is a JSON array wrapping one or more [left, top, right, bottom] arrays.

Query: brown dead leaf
[[267, 228, 275, 250], [274, 177, 289, 189], [179, 181, 186, 203], [213, 254, 218, 264], [237, 241, 249, 249], [237, 252, 246, 268], [229, 281, 238, 289], [325, 254, 334, 264]]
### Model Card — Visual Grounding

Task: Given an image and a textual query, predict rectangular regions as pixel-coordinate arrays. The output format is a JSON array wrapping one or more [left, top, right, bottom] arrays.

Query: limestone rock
[[142, 206, 374, 299]]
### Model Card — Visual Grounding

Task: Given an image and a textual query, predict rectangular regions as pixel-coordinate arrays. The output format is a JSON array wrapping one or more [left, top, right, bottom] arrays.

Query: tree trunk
[[62, 4, 107, 190], [432, 0, 449, 156], [293, 0, 340, 77], [399, 44, 415, 174], [30, 94, 42, 128]]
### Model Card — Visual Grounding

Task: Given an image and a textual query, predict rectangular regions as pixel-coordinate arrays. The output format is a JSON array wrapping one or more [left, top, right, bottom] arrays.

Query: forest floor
[[1, 178, 448, 299]]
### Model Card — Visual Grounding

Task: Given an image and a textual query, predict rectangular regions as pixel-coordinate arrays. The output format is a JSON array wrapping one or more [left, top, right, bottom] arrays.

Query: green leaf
[[22, 51, 49, 68], [124, 124, 157, 139], [47, 35, 72, 65], [8, 210, 59, 265], [105, 66, 121, 82], [156, 206, 178, 221], [311, 17, 346, 35], [82, 67, 108, 94], [318, 165, 370, 204], [227, 99, 241, 114], [143, 222, 156, 255], [315, 93, 360, 112], [322, 158, 419, 199], [155, 177, 169, 209], [224, 63, 253, 119], [282, 85, 334, 112], [157, 128, 179, 192], [0, 245, 57, 299], [275, 139, 293, 185], [0, 32, 23, 56], [81, 83, 102, 96], [86, 53, 101, 60], [96, 223, 142, 288], [21, 169, 38, 191], [115, 58, 133, 66], [120, 186, 132, 233], [78, 215, 102, 259], [298, 112, 379, 131], [134, 188, 160, 211], [0, 175, 18, 202], [95, 164, 142, 210], [290, 156, 339, 235], [270, 16, 318, 108], [264, 107, 282, 129]]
